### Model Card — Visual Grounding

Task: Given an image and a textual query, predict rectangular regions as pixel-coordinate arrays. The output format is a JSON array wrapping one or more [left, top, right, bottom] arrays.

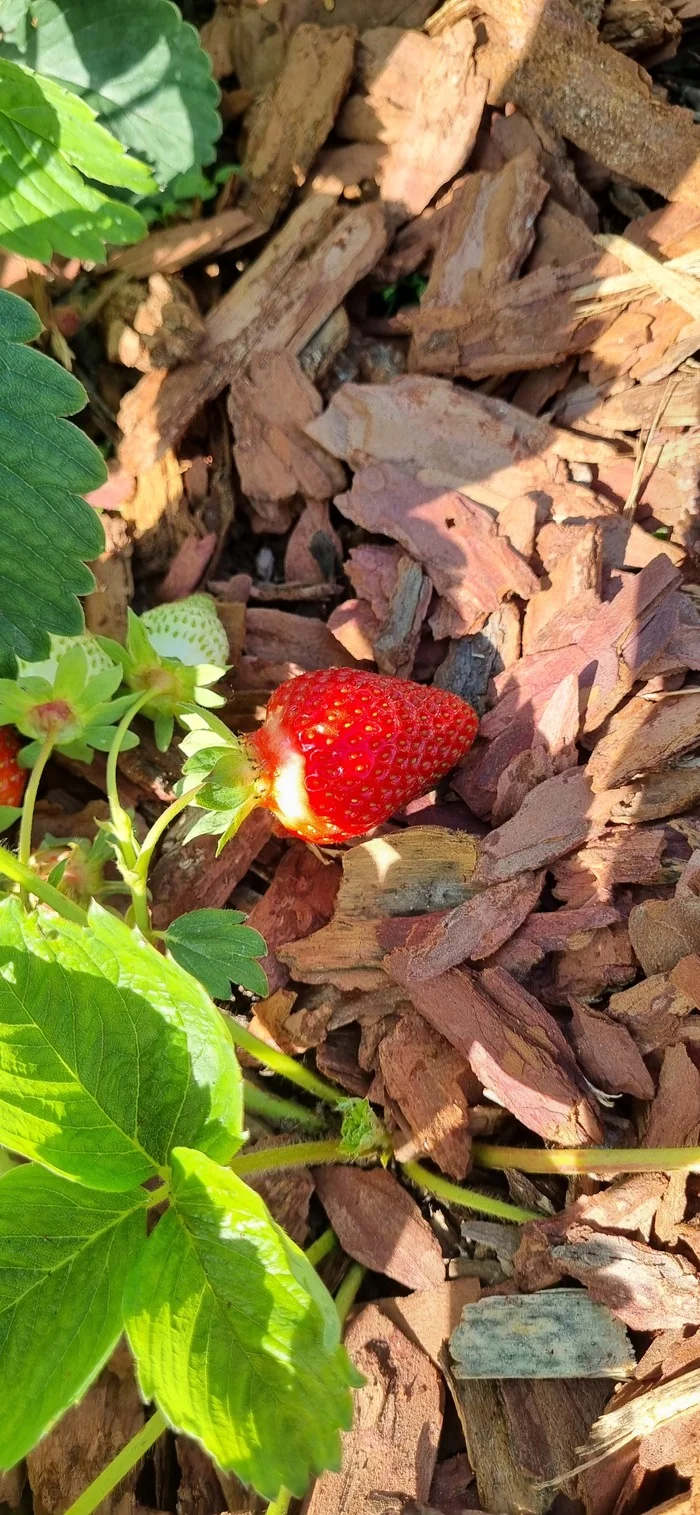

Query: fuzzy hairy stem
[[18, 736, 54, 872], [243, 1077, 327, 1134], [403, 1159, 539, 1223], [473, 1143, 700, 1176], [231, 1138, 344, 1177], [228, 1019, 346, 1107], [63, 1411, 167, 1515]]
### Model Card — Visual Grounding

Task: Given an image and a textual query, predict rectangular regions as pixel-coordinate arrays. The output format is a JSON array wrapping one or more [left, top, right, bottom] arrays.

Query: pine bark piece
[[119, 197, 388, 474], [473, 0, 700, 210], [450, 1290, 634, 1378], [490, 901, 619, 977], [524, 522, 602, 655], [610, 768, 700, 824], [386, 959, 602, 1145], [389, 871, 545, 980], [420, 151, 548, 311], [607, 972, 694, 1055], [244, 1136, 313, 1247], [339, 21, 487, 226], [241, 25, 356, 227], [334, 464, 539, 635], [552, 1228, 700, 1330], [480, 552, 681, 740], [101, 273, 205, 373], [551, 920, 638, 1003], [244, 608, 361, 669], [552, 828, 666, 907], [380, 1278, 481, 1367], [84, 513, 134, 644], [628, 896, 700, 976], [568, 997, 655, 1098], [307, 373, 579, 504], [671, 953, 700, 1008], [559, 371, 700, 433], [303, 1303, 442, 1515], [335, 827, 479, 918], [588, 689, 700, 792], [278, 912, 436, 989], [378, 1013, 472, 1178], [644, 1042, 700, 1149], [227, 351, 346, 508], [244, 845, 341, 995], [474, 767, 622, 885], [312, 1166, 445, 1287], [410, 250, 620, 378], [108, 205, 265, 279], [149, 809, 273, 929]]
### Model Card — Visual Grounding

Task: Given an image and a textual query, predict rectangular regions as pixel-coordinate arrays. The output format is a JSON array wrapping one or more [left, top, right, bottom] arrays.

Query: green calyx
[[178, 711, 265, 854], [0, 637, 139, 763], [98, 600, 229, 752], [32, 829, 118, 911]]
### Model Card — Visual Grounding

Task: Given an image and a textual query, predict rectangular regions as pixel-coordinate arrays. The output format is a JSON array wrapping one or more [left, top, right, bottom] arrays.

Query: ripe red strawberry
[[0, 726, 26, 809], [245, 669, 478, 844]]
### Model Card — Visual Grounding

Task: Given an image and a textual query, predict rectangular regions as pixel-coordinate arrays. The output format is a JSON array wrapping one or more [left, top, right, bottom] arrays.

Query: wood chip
[[335, 827, 479, 917], [27, 1351, 144, 1515], [119, 198, 387, 474], [312, 1165, 445, 1287], [335, 464, 539, 634], [389, 871, 545, 979], [588, 689, 700, 792], [568, 997, 655, 1098], [644, 1042, 700, 1148], [244, 607, 361, 670], [552, 1228, 700, 1329], [628, 895, 700, 976], [450, 1290, 635, 1378], [242, 25, 356, 226], [552, 828, 666, 906], [378, 1013, 472, 1178], [386, 959, 602, 1145], [227, 351, 346, 510], [473, 0, 700, 210], [304, 1303, 442, 1515], [107, 206, 265, 279], [419, 150, 548, 312], [244, 844, 341, 994], [380, 1277, 481, 1367]]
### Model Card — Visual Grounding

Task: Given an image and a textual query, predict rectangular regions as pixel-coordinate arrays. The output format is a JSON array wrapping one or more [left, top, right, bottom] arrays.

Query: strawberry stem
[[227, 1019, 347, 1107], [230, 1138, 345, 1177], [304, 1227, 337, 1268], [472, 1143, 700, 1176], [402, 1160, 539, 1223], [243, 1077, 327, 1134], [18, 736, 54, 873], [62, 1411, 168, 1515]]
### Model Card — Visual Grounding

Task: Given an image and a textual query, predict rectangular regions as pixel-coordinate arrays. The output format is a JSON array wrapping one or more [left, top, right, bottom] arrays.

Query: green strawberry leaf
[[165, 909, 269, 1000], [0, 57, 152, 261], [0, 808, 21, 833], [0, 1163, 147, 1468], [0, 0, 221, 191], [126, 1147, 358, 1499], [0, 289, 106, 672], [0, 897, 243, 1189]]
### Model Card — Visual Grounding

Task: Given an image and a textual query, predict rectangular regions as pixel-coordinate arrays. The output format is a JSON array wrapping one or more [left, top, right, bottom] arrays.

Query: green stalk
[[266, 1493, 292, 1515], [18, 735, 54, 869], [304, 1227, 337, 1268], [63, 1410, 167, 1515], [231, 1138, 344, 1178], [228, 1020, 346, 1108], [106, 691, 150, 851], [473, 1143, 700, 1176], [402, 1160, 539, 1223], [136, 786, 201, 881], [243, 1078, 327, 1134], [0, 843, 87, 924], [335, 1262, 365, 1326]]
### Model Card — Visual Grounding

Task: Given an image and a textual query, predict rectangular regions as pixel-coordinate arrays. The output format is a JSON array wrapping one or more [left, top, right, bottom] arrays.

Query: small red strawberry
[[244, 670, 478, 844], [0, 727, 26, 809]]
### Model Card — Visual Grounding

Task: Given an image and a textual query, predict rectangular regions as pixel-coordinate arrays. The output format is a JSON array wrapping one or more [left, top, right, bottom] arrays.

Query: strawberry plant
[[0, 570, 514, 1508]]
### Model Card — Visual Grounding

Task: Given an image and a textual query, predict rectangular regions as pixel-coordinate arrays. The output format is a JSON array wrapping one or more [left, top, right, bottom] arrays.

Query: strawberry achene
[[246, 669, 478, 844], [0, 727, 26, 809]]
